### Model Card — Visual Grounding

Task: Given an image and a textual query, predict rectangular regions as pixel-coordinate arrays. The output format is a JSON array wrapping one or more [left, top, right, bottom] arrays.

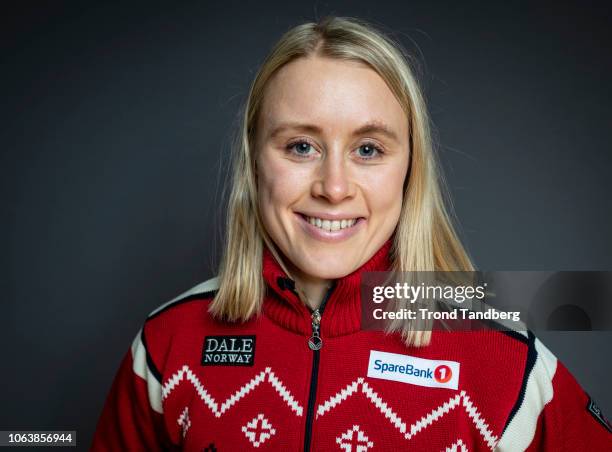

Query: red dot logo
[[434, 365, 452, 383]]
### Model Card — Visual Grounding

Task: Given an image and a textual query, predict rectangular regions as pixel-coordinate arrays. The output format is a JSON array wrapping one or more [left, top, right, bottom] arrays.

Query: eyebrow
[[267, 120, 400, 143]]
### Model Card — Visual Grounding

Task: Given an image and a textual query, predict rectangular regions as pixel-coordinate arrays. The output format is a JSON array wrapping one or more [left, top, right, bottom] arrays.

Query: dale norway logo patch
[[202, 335, 256, 366]]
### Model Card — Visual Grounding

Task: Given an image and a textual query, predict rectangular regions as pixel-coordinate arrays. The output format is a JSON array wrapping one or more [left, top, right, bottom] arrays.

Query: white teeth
[[304, 216, 359, 232]]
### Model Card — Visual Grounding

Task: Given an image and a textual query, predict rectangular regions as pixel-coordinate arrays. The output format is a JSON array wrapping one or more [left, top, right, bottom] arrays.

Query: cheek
[[257, 155, 310, 213], [360, 163, 407, 213]]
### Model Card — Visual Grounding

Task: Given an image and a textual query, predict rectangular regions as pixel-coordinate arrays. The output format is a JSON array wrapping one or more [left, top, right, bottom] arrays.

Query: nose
[[311, 150, 355, 203]]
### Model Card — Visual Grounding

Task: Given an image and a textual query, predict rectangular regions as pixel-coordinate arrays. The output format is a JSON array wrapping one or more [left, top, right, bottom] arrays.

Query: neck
[[291, 270, 333, 311]]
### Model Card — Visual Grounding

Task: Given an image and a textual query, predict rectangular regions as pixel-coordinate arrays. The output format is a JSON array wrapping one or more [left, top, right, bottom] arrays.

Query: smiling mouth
[[298, 213, 364, 232]]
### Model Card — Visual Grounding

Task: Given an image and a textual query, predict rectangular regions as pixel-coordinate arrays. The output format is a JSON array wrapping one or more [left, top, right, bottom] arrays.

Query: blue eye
[[356, 143, 383, 159], [287, 140, 316, 158], [295, 142, 313, 154]]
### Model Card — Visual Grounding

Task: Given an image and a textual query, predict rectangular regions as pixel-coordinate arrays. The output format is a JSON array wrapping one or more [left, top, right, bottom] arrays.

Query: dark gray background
[[2, 1, 611, 449]]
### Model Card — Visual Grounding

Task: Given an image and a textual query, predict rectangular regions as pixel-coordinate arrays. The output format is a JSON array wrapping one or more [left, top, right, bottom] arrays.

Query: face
[[255, 55, 410, 281]]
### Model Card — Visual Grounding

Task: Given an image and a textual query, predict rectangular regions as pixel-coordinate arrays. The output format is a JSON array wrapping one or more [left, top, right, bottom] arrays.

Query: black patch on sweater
[[201, 335, 256, 366], [586, 393, 612, 434]]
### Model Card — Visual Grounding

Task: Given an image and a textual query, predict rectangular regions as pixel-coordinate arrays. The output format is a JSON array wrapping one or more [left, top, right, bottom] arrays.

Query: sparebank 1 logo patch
[[434, 364, 453, 383], [367, 350, 460, 389]]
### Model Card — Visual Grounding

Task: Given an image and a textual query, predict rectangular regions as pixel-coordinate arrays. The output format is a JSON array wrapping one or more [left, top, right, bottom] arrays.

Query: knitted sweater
[[91, 240, 611, 451]]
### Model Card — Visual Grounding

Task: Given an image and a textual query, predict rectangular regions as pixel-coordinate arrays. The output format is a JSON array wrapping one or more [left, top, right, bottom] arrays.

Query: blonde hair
[[209, 16, 473, 347]]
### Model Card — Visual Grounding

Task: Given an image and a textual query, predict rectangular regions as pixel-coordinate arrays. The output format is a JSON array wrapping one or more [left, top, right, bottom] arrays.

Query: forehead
[[258, 55, 408, 139]]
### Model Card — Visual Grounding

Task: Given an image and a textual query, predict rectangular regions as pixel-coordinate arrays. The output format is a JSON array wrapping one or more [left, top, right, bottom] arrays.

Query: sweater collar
[[262, 239, 393, 338]]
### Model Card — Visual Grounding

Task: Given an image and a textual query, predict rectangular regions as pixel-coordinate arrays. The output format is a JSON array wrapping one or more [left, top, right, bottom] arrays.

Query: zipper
[[303, 282, 336, 452]]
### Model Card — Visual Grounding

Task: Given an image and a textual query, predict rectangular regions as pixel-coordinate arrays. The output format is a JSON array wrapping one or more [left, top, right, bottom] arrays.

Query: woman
[[91, 16, 611, 451]]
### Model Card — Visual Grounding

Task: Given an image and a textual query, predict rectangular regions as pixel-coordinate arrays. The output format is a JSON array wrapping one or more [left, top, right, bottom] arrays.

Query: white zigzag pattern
[[462, 393, 497, 450], [163, 366, 498, 449], [445, 438, 468, 452], [362, 382, 410, 435], [162, 365, 303, 417], [317, 379, 499, 450], [317, 378, 363, 418], [403, 390, 463, 440]]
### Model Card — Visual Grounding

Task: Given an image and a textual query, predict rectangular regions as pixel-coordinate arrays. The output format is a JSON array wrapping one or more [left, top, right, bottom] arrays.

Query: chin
[[303, 268, 353, 280], [298, 255, 358, 279]]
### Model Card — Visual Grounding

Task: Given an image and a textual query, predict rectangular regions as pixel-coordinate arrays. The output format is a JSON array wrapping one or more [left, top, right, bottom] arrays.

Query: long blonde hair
[[209, 16, 473, 347]]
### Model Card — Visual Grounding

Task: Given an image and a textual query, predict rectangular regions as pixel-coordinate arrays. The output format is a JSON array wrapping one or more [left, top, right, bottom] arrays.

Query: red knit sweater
[[91, 240, 611, 451]]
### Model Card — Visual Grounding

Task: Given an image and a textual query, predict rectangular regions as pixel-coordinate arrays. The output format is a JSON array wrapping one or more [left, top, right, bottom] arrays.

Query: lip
[[295, 212, 365, 243], [297, 211, 364, 221]]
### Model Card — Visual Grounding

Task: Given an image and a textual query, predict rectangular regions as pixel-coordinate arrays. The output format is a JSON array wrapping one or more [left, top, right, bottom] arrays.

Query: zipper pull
[[308, 309, 323, 350]]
